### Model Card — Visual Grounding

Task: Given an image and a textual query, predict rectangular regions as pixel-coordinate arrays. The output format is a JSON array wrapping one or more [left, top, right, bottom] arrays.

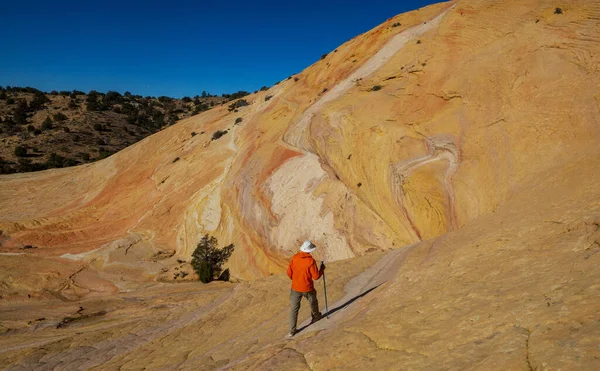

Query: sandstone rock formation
[[1, 0, 599, 369]]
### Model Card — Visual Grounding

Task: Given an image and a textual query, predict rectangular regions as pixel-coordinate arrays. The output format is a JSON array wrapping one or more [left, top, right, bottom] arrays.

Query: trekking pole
[[321, 260, 329, 318]]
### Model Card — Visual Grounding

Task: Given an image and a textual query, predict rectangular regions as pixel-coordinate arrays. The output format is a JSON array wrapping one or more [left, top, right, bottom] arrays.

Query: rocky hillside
[[0, 87, 231, 174], [0, 0, 599, 369]]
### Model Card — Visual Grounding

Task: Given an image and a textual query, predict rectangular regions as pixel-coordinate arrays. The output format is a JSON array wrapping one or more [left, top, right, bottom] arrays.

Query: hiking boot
[[287, 330, 296, 338], [310, 312, 323, 323]]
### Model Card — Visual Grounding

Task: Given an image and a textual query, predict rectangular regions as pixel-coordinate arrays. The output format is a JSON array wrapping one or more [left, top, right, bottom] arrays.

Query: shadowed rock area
[[1, 0, 599, 369]]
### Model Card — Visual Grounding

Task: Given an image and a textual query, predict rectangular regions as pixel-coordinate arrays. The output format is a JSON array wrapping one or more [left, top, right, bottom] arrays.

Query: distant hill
[[0, 87, 253, 174]]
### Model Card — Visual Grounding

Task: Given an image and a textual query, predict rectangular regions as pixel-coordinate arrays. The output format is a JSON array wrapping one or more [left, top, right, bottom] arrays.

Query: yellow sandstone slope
[[1, 0, 600, 369], [0, 159, 598, 369]]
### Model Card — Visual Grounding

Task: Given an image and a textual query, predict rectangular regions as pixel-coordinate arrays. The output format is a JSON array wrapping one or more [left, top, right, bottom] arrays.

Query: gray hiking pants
[[289, 289, 320, 333]]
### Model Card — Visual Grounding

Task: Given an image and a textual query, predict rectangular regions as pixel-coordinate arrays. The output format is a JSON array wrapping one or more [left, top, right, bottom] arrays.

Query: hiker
[[287, 240, 326, 337]]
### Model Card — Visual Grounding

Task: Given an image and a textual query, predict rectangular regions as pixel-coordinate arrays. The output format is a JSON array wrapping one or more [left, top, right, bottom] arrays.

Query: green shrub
[[191, 234, 235, 283], [371, 85, 382, 91], [265, 95, 273, 102], [228, 99, 248, 112], [391, 22, 401, 28], [197, 261, 213, 283], [6, 98, 15, 104], [53, 112, 67, 121], [235, 117, 243, 125], [228, 91, 249, 100], [14, 146, 27, 157], [42, 117, 54, 130], [554, 7, 563, 14], [218, 268, 230, 281], [29, 94, 50, 111], [126, 111, 139, 125], [153, 112, 165, 127], [193, 103, 209, 114], [98, 150, 111, 159], [87, 91, 101, 111], [12, 102, 27, 125], [212, 130, 228, 141], [46, 153, 77, 168], [104, 91, 122, 105], [120, 102, 135, 115]]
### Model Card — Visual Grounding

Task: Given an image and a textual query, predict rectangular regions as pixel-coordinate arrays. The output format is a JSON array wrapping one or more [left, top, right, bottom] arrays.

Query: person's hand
[[320, 262, 326, 272]]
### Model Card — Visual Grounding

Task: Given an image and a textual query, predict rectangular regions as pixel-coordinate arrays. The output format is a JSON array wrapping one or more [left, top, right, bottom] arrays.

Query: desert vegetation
[[0, 86, 251, 174], [212, 130, 228, 141], [191, 234, 235, 283], [228, 99, 249, 112]]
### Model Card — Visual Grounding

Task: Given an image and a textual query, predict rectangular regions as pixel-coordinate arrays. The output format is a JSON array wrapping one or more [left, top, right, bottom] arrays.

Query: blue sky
[[1, 0, 441, 97]]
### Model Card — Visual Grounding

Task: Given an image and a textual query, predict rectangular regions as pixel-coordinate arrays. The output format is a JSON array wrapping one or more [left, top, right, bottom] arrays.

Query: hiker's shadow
[[296, 283, 385, 333]]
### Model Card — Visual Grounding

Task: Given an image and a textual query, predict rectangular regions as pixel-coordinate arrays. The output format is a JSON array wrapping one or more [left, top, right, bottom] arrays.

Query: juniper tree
[[191, 234, 234, 283]]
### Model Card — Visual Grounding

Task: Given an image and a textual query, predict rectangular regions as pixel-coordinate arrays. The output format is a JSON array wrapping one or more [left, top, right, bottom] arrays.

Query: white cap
[[300, 240, 316, 253]]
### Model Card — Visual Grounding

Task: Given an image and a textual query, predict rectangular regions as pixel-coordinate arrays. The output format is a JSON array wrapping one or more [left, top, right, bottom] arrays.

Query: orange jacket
[[287, 252, 323, 292]]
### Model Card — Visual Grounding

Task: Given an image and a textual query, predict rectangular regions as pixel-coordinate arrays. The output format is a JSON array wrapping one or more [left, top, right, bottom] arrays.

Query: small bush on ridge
[[212, 130, 228, 141]]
